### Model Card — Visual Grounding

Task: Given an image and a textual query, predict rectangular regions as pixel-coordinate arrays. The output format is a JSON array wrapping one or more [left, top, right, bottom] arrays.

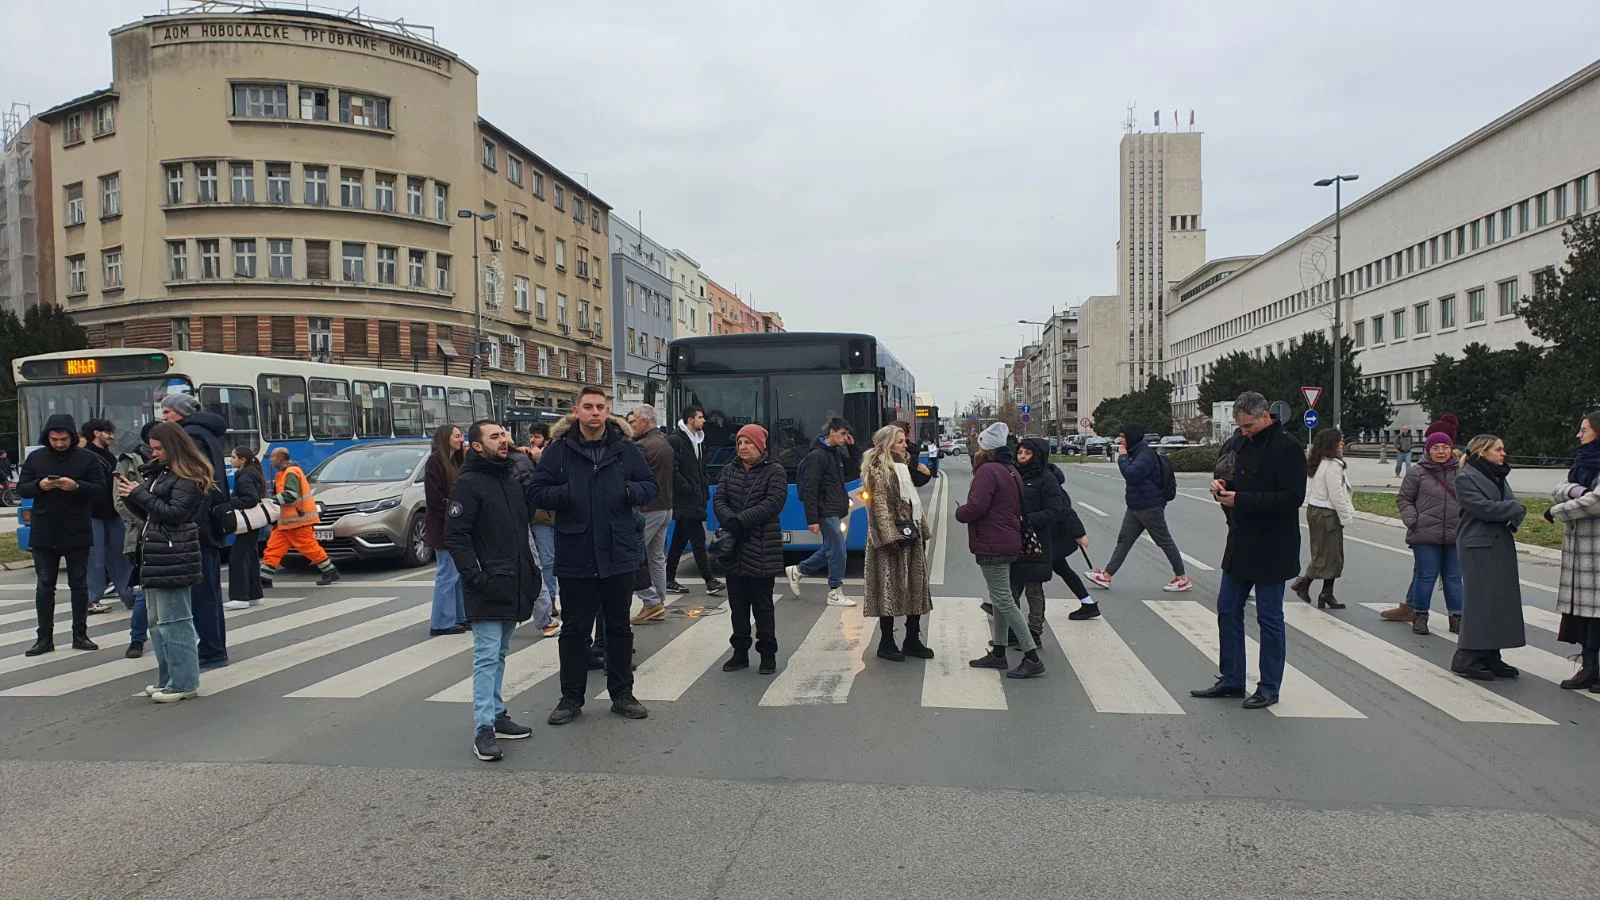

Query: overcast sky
[[6, 1, 1599, 413]]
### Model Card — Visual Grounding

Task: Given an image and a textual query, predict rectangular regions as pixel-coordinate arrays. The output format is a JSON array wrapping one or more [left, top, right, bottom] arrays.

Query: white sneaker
[[826, 589, 857, 608], [785, 565, 804, 597], [223, 600, 250, 611], [151, 688, 198, 703], [143, 684, 164, 697]]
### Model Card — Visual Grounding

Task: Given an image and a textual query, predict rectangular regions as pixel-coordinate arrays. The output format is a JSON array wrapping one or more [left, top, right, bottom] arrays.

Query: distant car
[[1084, 437, 1114, 457], [1159, 436, 1189, 447], [300, 441, 433, 568]]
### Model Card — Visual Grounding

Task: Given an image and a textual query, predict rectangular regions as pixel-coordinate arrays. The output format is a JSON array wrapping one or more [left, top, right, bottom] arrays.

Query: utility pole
[[1315, 174, 1358, 430], [457, 208, 496, 376]]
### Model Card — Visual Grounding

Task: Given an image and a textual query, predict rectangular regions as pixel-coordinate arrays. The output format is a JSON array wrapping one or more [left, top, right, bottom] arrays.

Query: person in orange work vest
[[259, 447, 341, 587]]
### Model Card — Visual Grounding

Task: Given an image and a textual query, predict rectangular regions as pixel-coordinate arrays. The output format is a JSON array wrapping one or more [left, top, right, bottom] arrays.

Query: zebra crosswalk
[[0, 587, 1593, 727]]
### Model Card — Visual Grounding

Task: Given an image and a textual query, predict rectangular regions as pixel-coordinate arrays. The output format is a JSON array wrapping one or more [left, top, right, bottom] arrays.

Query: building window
[[234, 316, 258, 355], [266, 164, 290, 203], [344, 318, 368, 356], [342, 242, 366, 282], [406, 177, 424, 215], [339, 92, 388, 128], [486, 340, 501, 369], [191, 162, 218, 204], [199, 239, 221, 278], [538, 345, 550, 376], [627, 327, 636, 355], [374, 174, 395, 212], [594, 359, 602, 383], [482, 137, 497, 171], [304, 166, 328, 205], [300, 86, 329, 121], [1468, 287, 1485, 323], [1438, 295, 1455, 329], [1498, 278, 1518, 317], [434, 183, 448, 220], [164, 165, 183, 205], [233, 238, 257, 277], [378, 321, 401, 358], [1371, 314, 1384, 344], [578, 299, 590, 331], [575, 248, 588, 279], [408, 250, 426, 287], [66, 255, 86, 294], [1393, 310, 1406, 339], [514, 276, 530, 312], [1487, 214, 1498, 245], [435, 253, 451, 292], [1579, 175, 1592, 213], [230, 163, 254, 203], [1353, 320, 1365, 347], [168, 240, 188, 280], [232, 83, 288, 118], [535, 285, 547, 319], [514, 341, 527, 373], [512, 214, 528, 249], [269, 239, 292, 278], [307, 240, 330, 279], [269, 317, 296, 356], [593, 310, 602, 339], [560, 350, 569, 380], [172, 318, 191, 350], [690, 307, 697, 332], [555, 239, 566, 269], [376, 245, 397, 284], [533, 227, 547, 259], [574, 197, 585, 223], [484, 267, 500, 306], [553, 185, 565, 212], [100, 173, 120, 217], [308, 317, 332, 358], [340, 169, 363, 208], [507, 156, 522, 185], [102, 248, 123, 290], [64, 183, 84, 225], [557, 293, 568, 325], [1537, 192, 1550, 227], [531, 170, 544, 199]]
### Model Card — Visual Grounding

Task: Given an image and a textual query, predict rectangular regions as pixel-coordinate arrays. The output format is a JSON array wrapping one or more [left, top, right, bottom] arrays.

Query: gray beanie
[[977, 422, 1009, 452], [160, 392, 203, 418]]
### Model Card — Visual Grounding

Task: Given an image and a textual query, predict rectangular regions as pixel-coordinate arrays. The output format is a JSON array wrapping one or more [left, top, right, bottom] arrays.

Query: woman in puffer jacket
[[713, 424, 790, 675], [956, 422, 1042, 679], [1384, 432, 1463, 636], [114, 422, 211, 703], [1005, 437, 1065, 650]]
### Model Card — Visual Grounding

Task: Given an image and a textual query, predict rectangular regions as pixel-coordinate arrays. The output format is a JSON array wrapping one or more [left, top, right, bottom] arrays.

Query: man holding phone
[[18, 414, 106, 656]]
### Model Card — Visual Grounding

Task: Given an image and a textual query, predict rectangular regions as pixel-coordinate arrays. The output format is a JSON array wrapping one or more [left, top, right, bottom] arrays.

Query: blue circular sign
[[1303, 409, 1320, 429]]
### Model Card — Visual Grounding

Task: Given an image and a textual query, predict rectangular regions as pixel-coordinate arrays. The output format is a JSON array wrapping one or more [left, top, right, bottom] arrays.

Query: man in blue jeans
[[787, 417, 862, 607], [80, 419, 135, 615], [1394, 427, 1415, 477], [1192, 392, 1306, 711]]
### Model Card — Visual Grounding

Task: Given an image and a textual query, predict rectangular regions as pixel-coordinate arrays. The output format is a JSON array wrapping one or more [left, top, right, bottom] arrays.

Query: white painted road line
[[1281, 602, 1553, 725], [1043, 603, 1184, 715], [1078, 502, 1110, 518], [920, 599, 1007, 710], [928, 474, 951, 585], [202, 606, 427, 696], [1138, 535, 1216, 572], [288, 630, 472, 699], [1149, 600, 1364, 718], [759, 607, 874, 707], [599, 615, 730, 702]]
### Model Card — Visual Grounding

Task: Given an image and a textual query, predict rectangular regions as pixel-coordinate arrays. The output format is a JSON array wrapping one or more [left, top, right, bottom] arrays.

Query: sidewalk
[[1343, 456, 1569, 498]]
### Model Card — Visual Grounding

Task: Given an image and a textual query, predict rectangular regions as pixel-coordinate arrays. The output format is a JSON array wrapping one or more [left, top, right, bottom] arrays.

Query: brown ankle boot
[[1380, 601, 1414, 622], [1292, 577, 1312, 604]]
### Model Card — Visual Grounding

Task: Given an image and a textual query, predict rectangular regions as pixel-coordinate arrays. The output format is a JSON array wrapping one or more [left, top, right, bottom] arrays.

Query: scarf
[[1569, 440, 1600, 489], [1469, 455, 1511, 488], [677, 421, 705, 460], [892, 461, 923, 526]]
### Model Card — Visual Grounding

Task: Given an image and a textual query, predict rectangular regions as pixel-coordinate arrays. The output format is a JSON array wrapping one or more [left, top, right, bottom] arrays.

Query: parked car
[[300, 441, 433, 567], [1158, 435, 1190, 447], [1083, 437, 1114, 457]]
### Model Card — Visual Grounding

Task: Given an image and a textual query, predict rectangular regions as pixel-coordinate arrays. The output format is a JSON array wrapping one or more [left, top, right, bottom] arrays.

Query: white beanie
[[978, 422, 1009, 451]]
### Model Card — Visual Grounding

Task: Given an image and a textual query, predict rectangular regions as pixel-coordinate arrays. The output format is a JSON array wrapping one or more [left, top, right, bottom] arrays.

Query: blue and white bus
[[666, 332, 915, 553], [13, 348, 493, 550]]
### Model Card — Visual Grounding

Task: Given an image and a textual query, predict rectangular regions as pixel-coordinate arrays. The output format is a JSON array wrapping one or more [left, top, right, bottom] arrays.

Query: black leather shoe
[[22, 640, 54, 657], [1190, 680, 1246, 699], [429, 625, 468, 636], [1484, 659, 1520, 679], [71, 636, 99, 651], [1242, 690, 1279, 710]]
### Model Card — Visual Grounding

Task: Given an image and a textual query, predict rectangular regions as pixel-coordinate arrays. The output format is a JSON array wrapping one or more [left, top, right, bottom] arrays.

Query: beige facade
[[1074, 294, 1121, 435], [667, 249, 711, 339], [1115, 131, 1205, 393], [37, 8, 607, 408]]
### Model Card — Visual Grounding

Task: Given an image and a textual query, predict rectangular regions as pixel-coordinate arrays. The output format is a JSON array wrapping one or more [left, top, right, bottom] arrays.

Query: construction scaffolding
[[0, 102, 39, 317]]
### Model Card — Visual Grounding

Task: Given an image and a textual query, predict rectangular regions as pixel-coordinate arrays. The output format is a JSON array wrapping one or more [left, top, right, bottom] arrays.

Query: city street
[[1, 465, 1598, 898]]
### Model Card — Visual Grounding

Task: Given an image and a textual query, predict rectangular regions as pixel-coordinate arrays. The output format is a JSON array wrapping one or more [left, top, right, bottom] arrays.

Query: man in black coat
[[1192, 391, 1307, 710], [80, 418, 133, 614], [160, 393, 230, 668], [18, 413, 106, 655], [787, 417, 862, 607], [664, 405, 723, 596], [446, 419, 539, 762], [531, 386, 658, 727]]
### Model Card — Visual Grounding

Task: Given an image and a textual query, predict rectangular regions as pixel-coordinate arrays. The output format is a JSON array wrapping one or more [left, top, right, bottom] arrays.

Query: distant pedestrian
[[1394, 427, 1415, 477], [1547, 411, 1600, 692], [19, 414, 106, 656], [260, 448, 340, 588], [425, 425, 468, 636], [1293, 428, 1353, 609], [80, 418, 132, 615], [787, 417, 862, 607], [445, 420, 538, 761], [0, 449, 13, 484], [1452, 434, 1527, 681], [1192, 392, 1305, 710], [1007, 437, 1066, 648], [924, 438, 942, 479], [958, 422, 1044, 679], [627, 404, 676, 625], [526, 424, 563, 631], [713, 424, 790, 675], [1381, 433, 1463, 634], [664, 406, 724, 598], [531, 386, 658, 726], [1086, 422, 1191, 593], [115, 422, 212, 703], [112, 425, 153, 658], [160, 393, 230, 669], [223, 446, 267, 610], [861, 425, 934, 663]]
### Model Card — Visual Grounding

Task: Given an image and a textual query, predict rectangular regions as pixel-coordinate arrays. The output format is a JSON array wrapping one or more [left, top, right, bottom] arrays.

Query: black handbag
[[707, 528, 739, 568], [893, 519, 920, 546]]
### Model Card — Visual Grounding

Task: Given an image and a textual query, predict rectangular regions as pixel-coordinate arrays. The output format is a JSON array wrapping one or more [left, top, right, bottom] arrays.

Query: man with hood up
[[160, 393, 231, 667], [18, 413, 107, 656], [1084, 422, 1191, 594]]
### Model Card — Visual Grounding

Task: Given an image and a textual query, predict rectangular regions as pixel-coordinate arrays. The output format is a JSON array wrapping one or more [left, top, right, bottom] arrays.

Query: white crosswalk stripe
[[1138, 534, 1216, 572], [599, 610, 731, 702], [921, 599, 1008, 710], [202, 606, 427, 697], [759, 607, 875, 706], [427, 631, 560, 704], [1043, 601, 1184, 715], [289, 630, 472, 699]]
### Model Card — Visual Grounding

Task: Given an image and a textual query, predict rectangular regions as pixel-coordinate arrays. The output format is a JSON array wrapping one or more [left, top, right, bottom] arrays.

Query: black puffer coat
[[667, 428, 709, 521], [1011, 438, 1066, 584], [18, 413, 105, 551], [713, 455, 789, 578], [126, 462, 204, 589], [446, 453, 538, 623]]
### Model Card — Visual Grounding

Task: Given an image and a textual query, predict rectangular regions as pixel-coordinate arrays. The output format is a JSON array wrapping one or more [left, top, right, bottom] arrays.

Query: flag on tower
[[1189, 110, 1195, 126], [1154, 110, 1159, 127]]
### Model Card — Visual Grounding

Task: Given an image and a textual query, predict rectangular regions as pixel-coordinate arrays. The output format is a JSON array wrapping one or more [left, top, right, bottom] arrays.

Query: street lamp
[[457, 208, 497, 376], [1314, 174, 1358, 430]]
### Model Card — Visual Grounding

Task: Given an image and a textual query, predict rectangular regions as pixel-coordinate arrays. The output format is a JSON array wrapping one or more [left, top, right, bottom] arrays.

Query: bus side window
[[353, 380, 392, 438], [200, 385, 260, 453], [446, 388, 473, 427], [420, 386, 447, 433], [309, 378, 353, 440], [472, 390, 493, 422], [258, 375, 308, 441], [392, 383, 423, 437]]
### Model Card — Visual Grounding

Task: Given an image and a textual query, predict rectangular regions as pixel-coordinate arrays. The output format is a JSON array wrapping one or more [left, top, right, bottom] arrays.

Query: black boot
[[900, 617, 934, 659], [1561, 648, 1599, 690], [758, 652, 776, 675], [722, 648, 750, 672], [877, 619, 905, 662], [1292, 577, 1312, 604], [1317, 581, 1345, 610]]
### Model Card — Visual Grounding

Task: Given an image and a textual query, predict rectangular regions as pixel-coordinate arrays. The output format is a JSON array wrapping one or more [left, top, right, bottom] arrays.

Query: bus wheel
[[402, 511, 432, 568]]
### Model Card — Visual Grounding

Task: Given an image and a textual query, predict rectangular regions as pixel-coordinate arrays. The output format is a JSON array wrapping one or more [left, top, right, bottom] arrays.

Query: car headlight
[[356, 496, 402, 514]]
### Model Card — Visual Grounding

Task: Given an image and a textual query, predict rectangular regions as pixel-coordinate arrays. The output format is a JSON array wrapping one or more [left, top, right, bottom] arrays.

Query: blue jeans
[[1395, 451, 1413, 476], [532, 524, 559, 607], [1409, 544, 1463, 614], [471, 620, 516, 729], [431, 551, 467, 631], [87, 518, 134, 606], [1216, 571, 1286, 695], [798, 516, 846, 589], [526, 528, 554, 629], [129, 586, 148, 645], [146, 586, 200, 693]]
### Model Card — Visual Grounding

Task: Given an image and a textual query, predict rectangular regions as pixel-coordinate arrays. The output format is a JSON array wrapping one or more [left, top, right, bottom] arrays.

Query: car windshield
[[308, 444, 426, 484]]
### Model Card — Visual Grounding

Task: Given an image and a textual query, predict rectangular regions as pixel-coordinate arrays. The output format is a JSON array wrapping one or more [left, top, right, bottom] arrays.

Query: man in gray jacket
[[628, 405, 675, 623]]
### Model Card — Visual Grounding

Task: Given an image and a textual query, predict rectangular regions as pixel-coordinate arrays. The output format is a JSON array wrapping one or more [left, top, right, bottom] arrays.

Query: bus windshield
[[674, 371, 877, 476], [19, 377, 191, 457]]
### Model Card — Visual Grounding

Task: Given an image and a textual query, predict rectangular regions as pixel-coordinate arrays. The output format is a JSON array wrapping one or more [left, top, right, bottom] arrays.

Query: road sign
[[1302, 386, 1323, 409], [1021, 414, 1032, 424], [1079, 417, 1093, 429], [1303, 409, 1320, 430], [1270, 400, 1292, 424], [1020, 404, 1032, 415]]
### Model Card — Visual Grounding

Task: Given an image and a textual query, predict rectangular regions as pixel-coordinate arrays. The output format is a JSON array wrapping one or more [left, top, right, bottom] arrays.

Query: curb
[[1350, 510, 1563, 562], [0, 558, 34, 571]]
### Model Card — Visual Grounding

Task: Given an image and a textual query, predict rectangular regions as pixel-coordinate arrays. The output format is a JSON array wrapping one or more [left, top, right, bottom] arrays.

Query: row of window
[[230, 81, 389, 130], [62, 174, 120, 225], [157, 236, 453, 291], [480, 136, 602, 234], [160, 159, 451, 219], [1350, 277, 1538, 347], [493, 274, 602, 337], [200, 375, 483, 445], [488, 207, 600, 289], [60, 101, 116, 145], [624, 326, 669, 363], [65, 248, 122, 294]]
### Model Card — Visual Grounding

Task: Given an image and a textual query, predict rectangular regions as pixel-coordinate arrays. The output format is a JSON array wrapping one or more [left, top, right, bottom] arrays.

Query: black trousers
[[726, 575, 777, 655], [228, 534, 263, 602], [1053, 554, 1090, 599], [193, 545, 227, 664], [666, 518, 712, 582], [33, 547, 90, 643], [558, 574, 635, 706]]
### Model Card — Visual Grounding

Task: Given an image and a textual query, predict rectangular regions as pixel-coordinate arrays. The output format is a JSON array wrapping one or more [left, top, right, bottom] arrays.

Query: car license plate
[[313, 528, 334, 542]]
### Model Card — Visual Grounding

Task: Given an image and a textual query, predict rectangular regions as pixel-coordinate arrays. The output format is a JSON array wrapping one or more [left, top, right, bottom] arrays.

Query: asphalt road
[[1, 464, 1597, 898]]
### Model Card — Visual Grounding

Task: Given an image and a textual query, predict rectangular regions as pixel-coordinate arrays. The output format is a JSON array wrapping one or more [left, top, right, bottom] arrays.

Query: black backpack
[[1155, 451, 1178, 503]]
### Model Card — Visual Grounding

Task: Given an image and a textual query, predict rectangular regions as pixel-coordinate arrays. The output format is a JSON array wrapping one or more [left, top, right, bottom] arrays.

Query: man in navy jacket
[[1083, 422, 1192, 595], [530, 385, 658, 726]]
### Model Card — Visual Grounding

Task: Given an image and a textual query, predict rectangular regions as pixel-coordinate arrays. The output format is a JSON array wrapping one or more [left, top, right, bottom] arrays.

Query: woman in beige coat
[[861, 425, 933, 662], [1294, 428, 1353, 609]]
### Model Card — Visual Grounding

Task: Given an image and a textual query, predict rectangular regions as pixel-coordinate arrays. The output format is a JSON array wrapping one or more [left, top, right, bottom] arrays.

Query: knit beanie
[[160, 392, 202, 418], [1425, 432, 1454, 452], [736, 423, 768, 455], [978, 422, 1009, 452]]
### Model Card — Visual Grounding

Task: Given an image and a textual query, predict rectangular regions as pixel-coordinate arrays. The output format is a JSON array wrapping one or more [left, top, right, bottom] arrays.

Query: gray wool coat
[[1455, 465, 1527, 651], [1547, 481, 1600, 620]]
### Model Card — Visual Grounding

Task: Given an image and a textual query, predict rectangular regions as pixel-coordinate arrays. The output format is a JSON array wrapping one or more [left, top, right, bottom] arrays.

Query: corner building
[[38, 8, 609, 410]]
